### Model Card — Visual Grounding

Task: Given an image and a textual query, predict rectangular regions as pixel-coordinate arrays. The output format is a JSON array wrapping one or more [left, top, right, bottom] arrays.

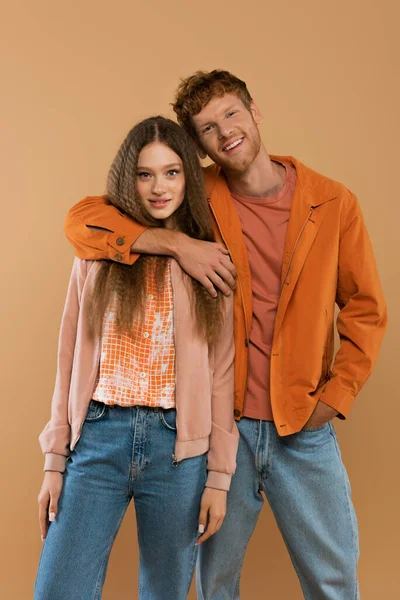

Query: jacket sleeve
[[321, 193, 388, 417], [64, 196, 147, 265], [206, 293, 239, 492], [38, 258, 87, 472]]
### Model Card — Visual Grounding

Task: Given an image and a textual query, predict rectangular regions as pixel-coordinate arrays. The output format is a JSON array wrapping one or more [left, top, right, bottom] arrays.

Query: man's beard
[[218, 134, 261, 176]]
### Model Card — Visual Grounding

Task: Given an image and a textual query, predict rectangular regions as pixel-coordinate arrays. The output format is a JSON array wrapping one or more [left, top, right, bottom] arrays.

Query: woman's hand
[[38, 471, 63, 541], [196, 487, 227, 545]]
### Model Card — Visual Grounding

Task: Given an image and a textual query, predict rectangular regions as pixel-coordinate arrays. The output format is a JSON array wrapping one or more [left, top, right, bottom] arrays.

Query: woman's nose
[[152, 177, 166, 195]]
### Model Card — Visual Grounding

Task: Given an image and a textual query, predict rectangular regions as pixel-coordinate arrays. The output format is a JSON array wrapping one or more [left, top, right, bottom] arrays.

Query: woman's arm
[[206, 293, 239, 491], [38, 258, 87, 472], [196, 293, 238, 544], [37, 258, 87, 540]]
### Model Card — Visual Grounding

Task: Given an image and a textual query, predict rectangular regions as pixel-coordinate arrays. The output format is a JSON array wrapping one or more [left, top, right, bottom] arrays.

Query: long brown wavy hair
[[88, 116, 223, 344]]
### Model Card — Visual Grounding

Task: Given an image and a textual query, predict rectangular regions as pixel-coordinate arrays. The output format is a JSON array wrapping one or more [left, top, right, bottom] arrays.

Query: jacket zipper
[[281, 207, 314, 291]]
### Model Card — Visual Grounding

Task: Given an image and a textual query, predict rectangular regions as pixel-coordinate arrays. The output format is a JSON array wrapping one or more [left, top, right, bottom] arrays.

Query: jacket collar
[[204, 155, 338, 207], [203, 156, 334, 338]]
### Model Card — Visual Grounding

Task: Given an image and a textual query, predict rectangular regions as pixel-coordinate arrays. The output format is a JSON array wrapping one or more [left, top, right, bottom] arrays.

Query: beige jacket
[[39, 258, 239, 491]]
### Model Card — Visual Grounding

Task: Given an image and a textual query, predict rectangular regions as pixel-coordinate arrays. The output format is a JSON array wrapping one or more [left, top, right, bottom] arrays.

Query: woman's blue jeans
[[35, 401, 206, 600]]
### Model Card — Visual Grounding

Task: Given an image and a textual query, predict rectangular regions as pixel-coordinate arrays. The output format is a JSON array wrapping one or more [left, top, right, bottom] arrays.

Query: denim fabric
[[197, 418, 359, 600], [35, 401, 206, 600]]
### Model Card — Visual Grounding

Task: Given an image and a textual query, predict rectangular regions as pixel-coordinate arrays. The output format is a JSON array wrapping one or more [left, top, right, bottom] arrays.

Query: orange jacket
[[64, 156, 387, 435]]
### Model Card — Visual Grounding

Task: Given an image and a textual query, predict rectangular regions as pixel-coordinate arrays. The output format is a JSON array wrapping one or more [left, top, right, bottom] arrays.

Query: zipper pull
[[171, 454, 179, 468]]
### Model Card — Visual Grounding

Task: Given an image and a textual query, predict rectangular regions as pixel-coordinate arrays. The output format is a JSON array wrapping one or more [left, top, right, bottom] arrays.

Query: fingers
[[196, 512, 225, 545], [214, 244, 230, 255], [197, 504, 208, 538], [219, 255, 237, 278], [204, 260, 237, 297], [207, 273, 231, 297], [196, 500, 226, 545], [48, 490, 59, 524], [199, 276, 218, 299], [214, 264, 237, 291], [38, 490, 50, 542], [38, 474, 62, 541]]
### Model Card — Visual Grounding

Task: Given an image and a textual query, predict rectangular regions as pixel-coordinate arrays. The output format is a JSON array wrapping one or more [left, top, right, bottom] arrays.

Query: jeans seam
[[92, 509, 127, 600], [254, 420, 263, 491], [329, 423, 359, 597], [185, 540, 199, 597]]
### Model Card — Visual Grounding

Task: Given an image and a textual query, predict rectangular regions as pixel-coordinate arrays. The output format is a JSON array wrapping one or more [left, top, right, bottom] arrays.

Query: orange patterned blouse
[[92, 261, 176, 408]]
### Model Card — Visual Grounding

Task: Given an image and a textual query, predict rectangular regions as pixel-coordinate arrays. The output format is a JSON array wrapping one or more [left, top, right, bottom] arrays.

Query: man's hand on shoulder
[[131, 228, 236, 297], [175, 236, 237, 298]]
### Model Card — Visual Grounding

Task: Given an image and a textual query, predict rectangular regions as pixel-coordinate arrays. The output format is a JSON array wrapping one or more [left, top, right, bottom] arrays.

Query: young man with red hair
[[64, 70, 387, 599]]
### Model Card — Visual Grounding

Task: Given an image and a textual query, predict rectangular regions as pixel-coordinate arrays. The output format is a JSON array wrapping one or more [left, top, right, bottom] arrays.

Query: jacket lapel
[[204, 166, 253, 335], [272, 156, 337, 341], [273, 201, 323, 341]]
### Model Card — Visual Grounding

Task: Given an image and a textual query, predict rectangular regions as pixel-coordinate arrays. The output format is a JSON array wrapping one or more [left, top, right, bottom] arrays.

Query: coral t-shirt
[[230, 162, 296, 420]]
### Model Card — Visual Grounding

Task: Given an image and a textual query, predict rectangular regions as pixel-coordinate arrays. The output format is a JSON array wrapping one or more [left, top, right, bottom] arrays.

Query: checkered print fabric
[[92, 261, 176, 408]]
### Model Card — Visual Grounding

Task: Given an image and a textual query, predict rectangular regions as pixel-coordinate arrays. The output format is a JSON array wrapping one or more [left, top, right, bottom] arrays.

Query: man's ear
[[195, 141, 208, 159], [250, 101, 263, 125]]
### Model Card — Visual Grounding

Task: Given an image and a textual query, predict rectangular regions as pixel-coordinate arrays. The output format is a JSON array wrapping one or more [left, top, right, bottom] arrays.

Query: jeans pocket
[[85, 400, 107, 421], [301, 422, 330, 433], [159, 409, 177, 431]]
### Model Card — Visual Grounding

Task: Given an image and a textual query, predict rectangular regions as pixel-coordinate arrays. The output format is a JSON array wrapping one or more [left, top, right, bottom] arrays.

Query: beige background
[[1, 0, 399, 598]]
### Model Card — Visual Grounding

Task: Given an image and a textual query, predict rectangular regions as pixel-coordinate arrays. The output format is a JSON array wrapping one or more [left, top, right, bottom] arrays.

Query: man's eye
[[227, 111, 236, 118]]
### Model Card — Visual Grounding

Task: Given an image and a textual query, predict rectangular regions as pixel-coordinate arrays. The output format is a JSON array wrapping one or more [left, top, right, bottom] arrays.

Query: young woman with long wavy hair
[[35, 116, 238, 600]]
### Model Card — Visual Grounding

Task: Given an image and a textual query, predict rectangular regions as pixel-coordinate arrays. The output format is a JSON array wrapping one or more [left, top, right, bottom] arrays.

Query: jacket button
[[115, 253, 123, 261], [116, 237, 125, 246], [234, 409, 241, 418]]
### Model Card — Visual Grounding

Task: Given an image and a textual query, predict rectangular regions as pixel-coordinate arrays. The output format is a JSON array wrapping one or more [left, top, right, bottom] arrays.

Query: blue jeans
[[35, 401, 206, 600], [197, 418, 359, 600]]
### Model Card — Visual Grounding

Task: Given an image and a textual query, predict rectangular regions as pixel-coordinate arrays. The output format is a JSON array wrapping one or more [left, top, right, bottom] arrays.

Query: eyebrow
[[136, 162, 182, 170]]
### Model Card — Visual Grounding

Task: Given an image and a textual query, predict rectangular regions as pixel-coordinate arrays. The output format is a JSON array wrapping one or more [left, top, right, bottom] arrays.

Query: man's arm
[[65, 196, 236, 296], [306, 192, 388, 428], [64, 196, 146, 265]]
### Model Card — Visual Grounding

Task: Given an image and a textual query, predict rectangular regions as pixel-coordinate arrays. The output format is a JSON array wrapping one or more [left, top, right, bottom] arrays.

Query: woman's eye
[[203, 125, 213, 134], [227, 111, 236, 118], [167, 169, 179, 176], [137, 172, 150, 179]]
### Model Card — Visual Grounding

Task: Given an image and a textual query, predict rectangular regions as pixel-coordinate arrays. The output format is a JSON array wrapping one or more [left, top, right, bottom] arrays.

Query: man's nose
[[218, 124, 234, 140]]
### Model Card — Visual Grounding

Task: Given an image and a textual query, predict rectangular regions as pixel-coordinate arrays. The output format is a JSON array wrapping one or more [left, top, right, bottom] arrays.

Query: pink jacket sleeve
[[39, 259, 87, 472], [206, 293, 239, 491]]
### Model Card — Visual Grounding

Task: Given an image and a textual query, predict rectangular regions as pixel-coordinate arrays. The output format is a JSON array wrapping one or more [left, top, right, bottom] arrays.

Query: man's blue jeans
[[35, 401, 206, 600], [197, 418, 359, 600]]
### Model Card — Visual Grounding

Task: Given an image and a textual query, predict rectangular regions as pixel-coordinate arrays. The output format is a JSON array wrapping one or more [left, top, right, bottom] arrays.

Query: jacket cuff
[[106, 228, 146, 265], [44, 453, 68, 473], [320, 377, 356, 419], [206, 471, 232, 492], [207, 422, 239, 476]]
